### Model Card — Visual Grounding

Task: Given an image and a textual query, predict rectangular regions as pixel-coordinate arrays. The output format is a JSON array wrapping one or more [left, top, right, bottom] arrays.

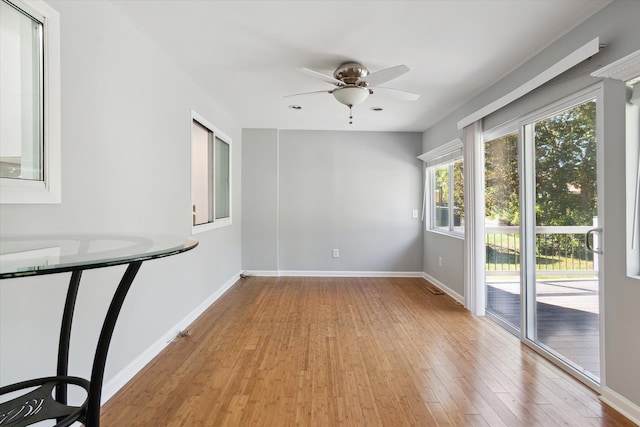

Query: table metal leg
[[84, 261, 143, 426], [56, 270, 82, 405]]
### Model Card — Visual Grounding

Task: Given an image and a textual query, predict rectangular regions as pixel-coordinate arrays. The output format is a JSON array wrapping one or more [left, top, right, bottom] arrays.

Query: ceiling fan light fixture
[[332, 86, 369, 107]]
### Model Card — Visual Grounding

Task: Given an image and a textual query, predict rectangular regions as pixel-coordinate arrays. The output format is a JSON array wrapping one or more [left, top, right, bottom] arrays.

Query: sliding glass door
[[523, 97, 601, 381], [482, 89, 602, 385], [484, 131, 521, 332]]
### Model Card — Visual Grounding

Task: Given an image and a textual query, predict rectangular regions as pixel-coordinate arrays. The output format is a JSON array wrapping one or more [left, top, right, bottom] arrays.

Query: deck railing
[[485, 225, 597, 277]]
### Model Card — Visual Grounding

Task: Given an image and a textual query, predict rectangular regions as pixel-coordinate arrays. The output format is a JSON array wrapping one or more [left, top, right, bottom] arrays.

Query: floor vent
[[426, 286, 444, 295]]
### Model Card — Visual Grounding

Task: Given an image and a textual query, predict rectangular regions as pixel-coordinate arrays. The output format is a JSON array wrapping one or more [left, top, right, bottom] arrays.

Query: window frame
[[419, 138, 464, 237], [190, 111, 232, 235], [592, 49, 640, 279], [0, 0, 61, 204], [428, 159, 464, 236]]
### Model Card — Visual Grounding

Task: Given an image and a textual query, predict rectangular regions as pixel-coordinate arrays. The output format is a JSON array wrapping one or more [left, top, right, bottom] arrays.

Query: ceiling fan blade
[[361, 65, 410, 86], [372, 86, 420, 101], [299, 67, 345, 86], [284, 89, 332, 98]]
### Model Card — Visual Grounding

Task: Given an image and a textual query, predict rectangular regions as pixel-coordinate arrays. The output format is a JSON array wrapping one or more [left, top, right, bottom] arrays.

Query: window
[[591, 48, 640, 278], [625, 79, 640, 277], [419, 139, 464, 236], [0, 0, 60, 203], [191, 112, 231, 233], [433, 164, 449, 229], [430, 159, 464, 234]]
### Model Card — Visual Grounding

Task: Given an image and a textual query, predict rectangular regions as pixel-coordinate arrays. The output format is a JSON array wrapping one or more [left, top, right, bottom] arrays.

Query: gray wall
[[242, 130, 424, 273], [423, 231, 464, 297], [422, 0, 640, 409], [0, 0, 242, 399], [241, 129, 279, 270]]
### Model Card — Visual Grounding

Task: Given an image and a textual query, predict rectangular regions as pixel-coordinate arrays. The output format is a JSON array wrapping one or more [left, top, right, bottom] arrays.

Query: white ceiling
[[111, 0, 611, 132]]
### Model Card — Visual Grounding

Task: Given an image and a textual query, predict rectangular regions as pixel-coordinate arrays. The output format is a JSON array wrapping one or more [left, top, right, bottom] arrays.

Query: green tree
[[485, 132, 520, 225], [534, 101, 597, 226], [484, 100, 597, 265], [453, 159, 464, 225], [434, 165, 449, 228], [484, 100, 597, 227]]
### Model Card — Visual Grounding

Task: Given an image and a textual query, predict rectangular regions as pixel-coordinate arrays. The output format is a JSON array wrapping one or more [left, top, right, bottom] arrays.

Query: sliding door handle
[[586, 228, 603, 254]]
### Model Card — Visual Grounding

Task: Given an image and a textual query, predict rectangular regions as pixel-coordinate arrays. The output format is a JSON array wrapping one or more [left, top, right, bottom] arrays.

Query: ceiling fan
[[286, 62, 420, 124]]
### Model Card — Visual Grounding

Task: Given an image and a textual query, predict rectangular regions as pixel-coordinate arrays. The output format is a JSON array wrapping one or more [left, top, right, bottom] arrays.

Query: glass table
[[0, 234, 198, 426]]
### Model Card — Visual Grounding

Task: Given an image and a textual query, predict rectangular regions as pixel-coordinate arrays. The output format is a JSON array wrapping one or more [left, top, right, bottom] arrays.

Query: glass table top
[[0, 234, 198, 278]]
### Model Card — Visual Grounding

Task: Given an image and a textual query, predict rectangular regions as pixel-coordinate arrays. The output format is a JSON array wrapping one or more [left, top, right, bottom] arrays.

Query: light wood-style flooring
[[101, 276, 633, 426]]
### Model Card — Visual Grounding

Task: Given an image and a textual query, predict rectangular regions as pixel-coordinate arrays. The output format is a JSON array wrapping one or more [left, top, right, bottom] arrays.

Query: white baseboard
[[243, 270, 281, 277], [243, 270, 424, 278], [243, 271, 462, 305], [600, 387, 640, 426], [101, 272, 240, 404], [422, 272, 465, 305]]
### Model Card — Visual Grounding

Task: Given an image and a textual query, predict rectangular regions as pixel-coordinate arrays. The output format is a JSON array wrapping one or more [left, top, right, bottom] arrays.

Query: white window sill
[[191, 218, 232, 235], [426, 228, 465, 241], [0, 178, 61, 204]]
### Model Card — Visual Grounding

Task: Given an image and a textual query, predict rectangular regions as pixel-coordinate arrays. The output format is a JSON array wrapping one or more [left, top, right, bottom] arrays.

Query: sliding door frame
[[467, 83, 605, 391], [482, 124, 522, 335]]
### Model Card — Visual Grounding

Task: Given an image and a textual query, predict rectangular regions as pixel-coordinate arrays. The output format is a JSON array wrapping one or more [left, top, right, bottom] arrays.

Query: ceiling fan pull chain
[[349, 105, 353, 125]]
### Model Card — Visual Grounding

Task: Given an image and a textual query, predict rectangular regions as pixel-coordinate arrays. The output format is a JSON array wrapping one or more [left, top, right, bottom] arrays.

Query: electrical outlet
[[332, 249, 340, 258], [438, 256, 442, 267]]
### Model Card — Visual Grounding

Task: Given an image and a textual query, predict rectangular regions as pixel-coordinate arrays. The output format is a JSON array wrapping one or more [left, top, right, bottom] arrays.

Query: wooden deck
[[100, 276, 631, 426], [487, 279, 600, 379]]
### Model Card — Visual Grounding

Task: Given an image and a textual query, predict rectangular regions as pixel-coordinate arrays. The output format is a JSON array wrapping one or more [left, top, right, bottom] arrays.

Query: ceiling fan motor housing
[[334, 62, 369, 86]]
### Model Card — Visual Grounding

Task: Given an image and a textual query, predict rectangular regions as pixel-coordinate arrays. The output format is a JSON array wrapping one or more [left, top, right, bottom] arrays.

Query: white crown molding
[[591, 49, 640, 83]]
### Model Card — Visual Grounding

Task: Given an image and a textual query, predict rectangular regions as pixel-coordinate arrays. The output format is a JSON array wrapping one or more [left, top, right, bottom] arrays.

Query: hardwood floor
[[101, 277, 633, 426]]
